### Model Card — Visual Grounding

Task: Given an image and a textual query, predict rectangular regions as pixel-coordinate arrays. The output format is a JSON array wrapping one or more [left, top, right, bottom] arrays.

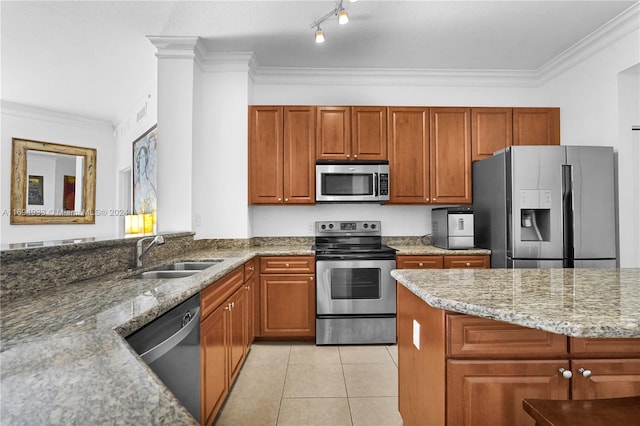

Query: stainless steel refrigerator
[[472, 146, 618, 268]]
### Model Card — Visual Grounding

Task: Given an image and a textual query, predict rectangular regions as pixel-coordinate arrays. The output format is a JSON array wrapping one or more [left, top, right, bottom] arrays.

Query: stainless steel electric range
[[313, 220, 397, 345]]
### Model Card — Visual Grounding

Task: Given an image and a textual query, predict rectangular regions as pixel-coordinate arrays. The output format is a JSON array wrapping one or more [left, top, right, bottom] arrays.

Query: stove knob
[[328, 223, 334, 229], [363, 223, 368, 229], [321, 224, 326, 230], [371, 223, 377, 229]]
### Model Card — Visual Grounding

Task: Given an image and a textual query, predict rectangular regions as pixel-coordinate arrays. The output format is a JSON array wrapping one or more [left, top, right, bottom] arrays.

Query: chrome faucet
[[136, 235, 165, 267]]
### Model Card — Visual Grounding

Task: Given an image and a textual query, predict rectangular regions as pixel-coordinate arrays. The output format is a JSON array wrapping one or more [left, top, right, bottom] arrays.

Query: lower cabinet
[[397, 284, 640, 426], [200, 264, 250, 426], [259, 256, 316, 338], [396, 254, 490, 270]]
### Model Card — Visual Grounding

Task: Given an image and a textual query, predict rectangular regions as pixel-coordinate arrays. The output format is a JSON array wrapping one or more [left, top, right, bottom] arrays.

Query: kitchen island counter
[[392, 268, 640, 338]]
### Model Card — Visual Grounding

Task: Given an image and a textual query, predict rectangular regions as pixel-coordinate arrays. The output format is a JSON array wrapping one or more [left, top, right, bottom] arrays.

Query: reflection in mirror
[[11, 138, 96, 224]]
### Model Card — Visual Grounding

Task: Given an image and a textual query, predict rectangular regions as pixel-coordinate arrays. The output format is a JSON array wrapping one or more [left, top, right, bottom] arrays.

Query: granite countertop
[[392, 268, 640, 338], [390, 244, 491, 256], [0, 245, 313, 425]]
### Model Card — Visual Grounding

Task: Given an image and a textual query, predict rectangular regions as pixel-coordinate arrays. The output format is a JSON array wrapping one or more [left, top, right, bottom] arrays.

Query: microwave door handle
[[374, 173, 378, 197]]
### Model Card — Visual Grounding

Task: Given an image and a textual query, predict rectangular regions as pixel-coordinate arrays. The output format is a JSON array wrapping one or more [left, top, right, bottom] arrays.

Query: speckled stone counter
[[0, 245, 312, 425], [392, 268, 640, 338], [389, 244, 491, 256]]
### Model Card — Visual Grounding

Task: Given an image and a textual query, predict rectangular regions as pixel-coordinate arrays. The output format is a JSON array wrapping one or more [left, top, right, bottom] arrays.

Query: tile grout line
[[274, 343, 292, 426]]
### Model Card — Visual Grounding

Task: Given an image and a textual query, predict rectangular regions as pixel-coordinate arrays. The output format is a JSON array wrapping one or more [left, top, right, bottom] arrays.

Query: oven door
[[316, 258, 396, 315]]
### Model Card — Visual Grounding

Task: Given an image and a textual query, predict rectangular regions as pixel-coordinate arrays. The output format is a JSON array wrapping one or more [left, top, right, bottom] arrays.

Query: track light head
[[338, 8, 349, 24], [315, 26, 325, 43]]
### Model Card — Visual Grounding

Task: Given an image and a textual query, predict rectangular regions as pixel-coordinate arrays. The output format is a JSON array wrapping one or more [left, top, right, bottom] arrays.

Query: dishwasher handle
[[140, 307, 200, 364]]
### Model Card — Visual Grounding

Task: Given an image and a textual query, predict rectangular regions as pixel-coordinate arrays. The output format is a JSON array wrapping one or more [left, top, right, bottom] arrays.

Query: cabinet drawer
[[201, 267, 244, 320], [443, 255, 489, 269], [447, 315, 568, 358], [244, 258, 257, 281], [396, 255, 443, 269], [260, 256, 315, 274], [570, 337, 640, 358]]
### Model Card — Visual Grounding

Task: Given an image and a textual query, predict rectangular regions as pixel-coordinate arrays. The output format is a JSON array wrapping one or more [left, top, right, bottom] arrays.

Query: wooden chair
[[522, 396, 640, 426]]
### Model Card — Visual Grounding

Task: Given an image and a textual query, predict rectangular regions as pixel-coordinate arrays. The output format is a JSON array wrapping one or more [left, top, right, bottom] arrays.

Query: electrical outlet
[[308, 222, 315, 233]]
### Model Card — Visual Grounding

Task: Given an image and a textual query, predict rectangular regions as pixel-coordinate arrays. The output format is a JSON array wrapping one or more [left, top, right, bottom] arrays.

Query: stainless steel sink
[[129, 259, 224, 279], [129, 270, 200, 279], [156, 261, 223, 271]]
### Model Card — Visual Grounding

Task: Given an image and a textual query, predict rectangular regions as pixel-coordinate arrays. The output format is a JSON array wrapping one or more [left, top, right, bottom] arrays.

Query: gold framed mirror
[[10, 138, 97, 224]]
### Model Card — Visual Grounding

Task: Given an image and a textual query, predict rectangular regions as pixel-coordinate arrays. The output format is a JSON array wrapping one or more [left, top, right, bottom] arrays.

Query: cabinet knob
[[466, 262, 471, 267], [278, 198, 282, 201], [225, 305, 230, 311], [346, 154, 350, 159], [433, 198, 436, 201], [578, 368, 592, 378], [285, 263, 289, 267], [559, 368, 572, 379], [245, 286, 250, 290], [418, 262, 424, 267], [284, 198, 289, 202], [309, 276, 314, 281], [353, 154, 358, 159]]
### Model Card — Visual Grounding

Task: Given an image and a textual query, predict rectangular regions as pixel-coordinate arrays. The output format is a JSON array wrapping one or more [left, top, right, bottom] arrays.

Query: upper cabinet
[[472, 107, 559, 161], [388, 107, 472, 205], [513, 107, 560, 146], [429, 107, 472, 204], [316, 106, 388, 161], [388, 107, 430, 204], [471, 108, 513, 161], [248, 106, 315, 205]]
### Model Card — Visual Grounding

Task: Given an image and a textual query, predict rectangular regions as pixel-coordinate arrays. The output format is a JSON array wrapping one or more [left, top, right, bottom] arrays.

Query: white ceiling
[[1, 0, 637, 124]]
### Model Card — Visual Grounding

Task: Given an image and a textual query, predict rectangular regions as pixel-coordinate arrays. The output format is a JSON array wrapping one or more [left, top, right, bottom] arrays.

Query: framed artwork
[[132, 125, 157, 214], [28, 175, 44, 205], [63, 175, 76, 210]]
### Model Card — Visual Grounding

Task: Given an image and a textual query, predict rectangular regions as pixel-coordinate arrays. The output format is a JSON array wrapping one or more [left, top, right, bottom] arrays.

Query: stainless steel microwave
[[315, 161, 390, 203]]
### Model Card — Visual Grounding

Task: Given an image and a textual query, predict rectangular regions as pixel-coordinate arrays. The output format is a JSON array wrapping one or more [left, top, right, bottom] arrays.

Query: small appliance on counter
[[432, 206, 475, 249]]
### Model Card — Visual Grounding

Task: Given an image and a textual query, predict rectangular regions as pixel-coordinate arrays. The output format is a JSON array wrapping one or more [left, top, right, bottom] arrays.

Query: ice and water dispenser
[[518, 189, 551, 242]]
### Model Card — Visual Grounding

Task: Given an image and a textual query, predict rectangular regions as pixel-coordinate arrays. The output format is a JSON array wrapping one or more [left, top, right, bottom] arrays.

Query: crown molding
[[196, 52, 258, 77], [1, 101, 113, 130], [537, 2, 640, 84], [147, 36, 200, 59]]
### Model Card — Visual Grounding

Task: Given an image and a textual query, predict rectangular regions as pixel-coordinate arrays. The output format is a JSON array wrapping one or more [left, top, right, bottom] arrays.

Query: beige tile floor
[[214, 342, 403, 426]]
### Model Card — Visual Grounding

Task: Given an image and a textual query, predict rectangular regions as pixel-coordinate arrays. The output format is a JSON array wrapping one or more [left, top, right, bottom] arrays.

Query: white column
[[147, 36, 199, 234]]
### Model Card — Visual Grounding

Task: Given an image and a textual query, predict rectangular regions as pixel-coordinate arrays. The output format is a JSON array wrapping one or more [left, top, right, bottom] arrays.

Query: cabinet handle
[[559, 368, 572, 379], [578, 368, 592, 378]]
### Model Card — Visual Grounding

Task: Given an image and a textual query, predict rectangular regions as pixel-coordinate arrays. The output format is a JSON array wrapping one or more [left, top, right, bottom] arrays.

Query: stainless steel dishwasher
[[126, 293, 200, 422]]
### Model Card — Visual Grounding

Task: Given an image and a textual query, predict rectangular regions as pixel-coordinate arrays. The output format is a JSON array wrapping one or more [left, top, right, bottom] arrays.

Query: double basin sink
[[129, 260, 223, 279]]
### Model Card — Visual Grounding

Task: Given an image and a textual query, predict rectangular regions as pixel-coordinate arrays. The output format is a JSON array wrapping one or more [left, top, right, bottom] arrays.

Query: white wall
[[541, 29, 640, 267], [1, 103, 116, 244]]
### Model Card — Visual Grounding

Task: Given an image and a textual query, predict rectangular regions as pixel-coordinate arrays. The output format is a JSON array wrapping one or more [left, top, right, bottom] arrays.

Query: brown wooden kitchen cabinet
[[430, 107, 472, 204], [259, 256, 315, 338], [248, 105, 315, 205], [396, 254, 489, 269], [471, 107, 513, 161], [387, 107, 472, 204], [396, 285, 640, 426], [513, 107, 560, 146], [200, 266, 249, 425], [316, 106, 387, 161], [387, 107, 430, 204]]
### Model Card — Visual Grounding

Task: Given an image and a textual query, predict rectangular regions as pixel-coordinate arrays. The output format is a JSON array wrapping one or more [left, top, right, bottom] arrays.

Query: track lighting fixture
[[310, 0, 356, 43]]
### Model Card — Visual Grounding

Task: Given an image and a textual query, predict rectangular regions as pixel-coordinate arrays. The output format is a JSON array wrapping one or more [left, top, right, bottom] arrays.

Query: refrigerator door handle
[[562, 164, 574, 268]]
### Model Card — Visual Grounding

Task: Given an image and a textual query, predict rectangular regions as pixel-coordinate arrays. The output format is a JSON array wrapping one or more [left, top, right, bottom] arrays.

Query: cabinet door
[[447, 360, 569, 426], [260, 274, 315, 337], [430, 107, 472, 204], [201, 304, 228, 426], [248, 106, 284, 204], [351, 106, 387, 160], [571, 359, 640, 400], [396, 255, 443, 269], [388, 107, 430, 204], [443, 255, 490, 269], [284, 106, 315, 204], [513, 108, 560, 146], [244, 271, 256, 346], [471, 108, 512, 161], [228, 287, 248, 384], [259, 256, 315, 274], [316, 106, 351, 160]]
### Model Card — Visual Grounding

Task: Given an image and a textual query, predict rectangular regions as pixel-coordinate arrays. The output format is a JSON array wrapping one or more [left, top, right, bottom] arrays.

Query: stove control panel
[[315, 220, 381, 235]]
